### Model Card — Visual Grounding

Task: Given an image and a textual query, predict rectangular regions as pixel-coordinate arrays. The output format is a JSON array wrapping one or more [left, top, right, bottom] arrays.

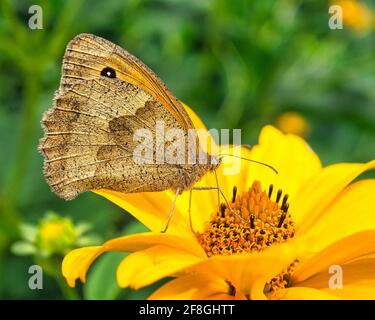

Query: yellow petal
[[94, 156, 227, 235], [299, 179, 375, 254], [294, 256, 375, 299], [149, 238, 305, 300], [93, 189, 192, 237], [250, 279, 269, 300], [293, 230, 375, 283], [242, 125, 321, 203], [171, 171, 219, 233], [187, 238, 305, 299], [116, 245, 202, 289], [324, 285, 375, 300], [276, 287, 338, 300], [62, 246, 104, 287], [104, 232, 206, 258], [148, 273, 246, 300], [293, 161, 375, 232], [182, 102, 219, 155], [62, 232, 206, 287]]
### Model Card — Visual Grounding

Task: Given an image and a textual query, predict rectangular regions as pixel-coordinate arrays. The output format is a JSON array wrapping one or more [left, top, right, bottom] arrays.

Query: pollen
[[197, 180, 295, 256], [263, 259, 299, 295], [196, 180, 297, 295]]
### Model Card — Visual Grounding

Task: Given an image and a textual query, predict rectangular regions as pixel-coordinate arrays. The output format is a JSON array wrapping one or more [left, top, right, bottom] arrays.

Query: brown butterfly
[[40, 34, 221, 210], [40, 34, 276, 231]]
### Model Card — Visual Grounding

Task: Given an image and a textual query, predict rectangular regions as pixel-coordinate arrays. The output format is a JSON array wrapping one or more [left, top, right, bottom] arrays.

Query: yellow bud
[[275, 112, 310, 137], [332, 0, 374, 31], [36, 213, 76, 256]]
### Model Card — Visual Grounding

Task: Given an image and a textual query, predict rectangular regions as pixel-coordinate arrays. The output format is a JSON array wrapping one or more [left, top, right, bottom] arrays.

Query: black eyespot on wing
[[101, 67, 116, 78]]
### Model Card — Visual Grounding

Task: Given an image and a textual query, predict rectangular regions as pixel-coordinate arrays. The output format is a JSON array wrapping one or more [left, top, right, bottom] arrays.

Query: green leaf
[[84, 220, 148, 300], [75, 235, 102, 246], [122, 220, 149, 235], [19, 224, 37, 242], [124, 278, 170, 300], [11, 241, 36, 255], [83, 251, 126, 300], [75, 222, 93, 236]]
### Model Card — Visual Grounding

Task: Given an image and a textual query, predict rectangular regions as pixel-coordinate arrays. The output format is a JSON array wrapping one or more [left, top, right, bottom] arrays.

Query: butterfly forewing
[[61, 33, 194, 130]]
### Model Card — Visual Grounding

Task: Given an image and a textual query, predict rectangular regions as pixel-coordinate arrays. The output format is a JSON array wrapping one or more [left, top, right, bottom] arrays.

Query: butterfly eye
[[101, 67, 116, 78]]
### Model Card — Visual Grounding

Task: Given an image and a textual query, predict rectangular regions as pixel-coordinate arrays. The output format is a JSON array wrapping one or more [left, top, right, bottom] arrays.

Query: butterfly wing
[[40, 78, 189, 200], [61, 33, 194, 131]]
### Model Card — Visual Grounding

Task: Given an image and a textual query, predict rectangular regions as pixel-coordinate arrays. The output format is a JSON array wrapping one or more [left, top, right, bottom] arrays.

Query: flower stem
[[56, 275, 80, 300]]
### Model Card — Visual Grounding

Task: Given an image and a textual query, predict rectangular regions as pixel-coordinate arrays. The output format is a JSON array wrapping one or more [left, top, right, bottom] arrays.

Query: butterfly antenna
[[218, 154, 278, 175]]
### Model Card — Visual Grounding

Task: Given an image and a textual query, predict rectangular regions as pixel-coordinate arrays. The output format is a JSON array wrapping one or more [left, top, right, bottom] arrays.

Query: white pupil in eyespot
[[101, 67, 116, 78]]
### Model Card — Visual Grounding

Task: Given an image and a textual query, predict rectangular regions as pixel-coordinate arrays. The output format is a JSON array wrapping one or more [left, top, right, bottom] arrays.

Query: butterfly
[[39, 34, 221, 211]]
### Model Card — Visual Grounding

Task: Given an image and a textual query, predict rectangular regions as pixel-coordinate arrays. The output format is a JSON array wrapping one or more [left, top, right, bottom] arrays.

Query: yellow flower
[[37, 213, 77, 256], [332, 0, 374, 31], [275, 112, 310, 137], [12, 211, 101, 258], [62, 106, 375, 300]]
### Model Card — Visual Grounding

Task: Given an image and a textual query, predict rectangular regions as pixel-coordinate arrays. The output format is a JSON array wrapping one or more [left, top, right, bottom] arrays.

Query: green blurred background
[[0, 0, 374, 299]]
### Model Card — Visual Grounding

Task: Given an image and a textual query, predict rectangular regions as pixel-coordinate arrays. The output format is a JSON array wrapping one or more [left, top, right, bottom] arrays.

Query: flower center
[[263, 259, 299, 296], [196, 180, 297, 295], [197, 180, 295, 256]]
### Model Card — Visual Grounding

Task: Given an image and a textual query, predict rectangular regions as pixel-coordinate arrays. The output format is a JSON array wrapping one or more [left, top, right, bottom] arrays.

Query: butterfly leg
[[189, 186, 245, 232], [214, 169, 220, 212], [188, 189, 194, 233], [191, 186, 232, 210], [188, 170, 221, 233], [161, 188, 180, 233]]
